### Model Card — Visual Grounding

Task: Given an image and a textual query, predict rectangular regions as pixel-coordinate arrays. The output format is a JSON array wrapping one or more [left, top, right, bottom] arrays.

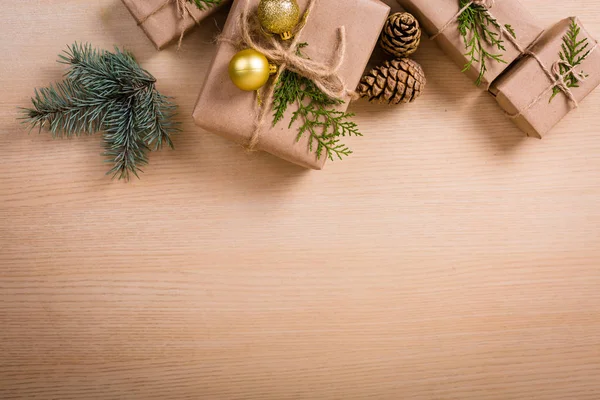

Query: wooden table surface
[[2, 1, 600, 399]]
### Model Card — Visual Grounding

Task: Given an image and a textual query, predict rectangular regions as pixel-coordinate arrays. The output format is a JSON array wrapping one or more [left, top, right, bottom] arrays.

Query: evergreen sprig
[[187, 0, 221, 11], [271, 44, 361, 161], [272, 70, 361, 161], [550, 20, 591, 102], [457, 0, 516, 86], [22, 43, 178, 181]]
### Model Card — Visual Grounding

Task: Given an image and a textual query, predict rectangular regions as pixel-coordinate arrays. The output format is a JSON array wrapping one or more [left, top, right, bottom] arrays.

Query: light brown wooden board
[[1, 1, 600, 399]]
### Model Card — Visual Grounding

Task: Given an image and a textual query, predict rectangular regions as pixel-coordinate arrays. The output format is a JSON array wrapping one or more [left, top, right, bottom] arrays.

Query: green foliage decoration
[[457, 0, 516, 86], [550, 20, 591, 102], [22, 43, 178, 181], [271, 44, 361, 161]]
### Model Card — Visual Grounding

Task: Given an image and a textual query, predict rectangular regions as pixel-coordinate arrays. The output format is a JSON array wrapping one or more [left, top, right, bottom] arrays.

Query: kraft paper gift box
[[192, 0, 390, 169], [490, 17, 600, 138], [396, 0, 544, 87], [122, 0, 230, 50]]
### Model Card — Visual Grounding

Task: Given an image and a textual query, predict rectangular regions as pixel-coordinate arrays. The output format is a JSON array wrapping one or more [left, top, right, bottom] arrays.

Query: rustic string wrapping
[[218, 0, 357, 151], [137, 0, 201, 49], [431, 4, 598, 117], [508, 32, 598, 118]]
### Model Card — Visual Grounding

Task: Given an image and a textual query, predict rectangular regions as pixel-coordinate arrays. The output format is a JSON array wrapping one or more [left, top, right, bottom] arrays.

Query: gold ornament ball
[[258, 0, 300, 40], [228, 49, 275, 91]]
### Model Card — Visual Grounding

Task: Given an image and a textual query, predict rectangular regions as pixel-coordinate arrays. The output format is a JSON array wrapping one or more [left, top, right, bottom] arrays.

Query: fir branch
[[457, 0, 515, 86], [187, 0, 221, 11], [550, 19, 591, 102], [21, 80, 107, 137], [272, 68, 360, 162], [138, 89, 177, 150], [104, 97, 149, 180], [22, 42, 178, 181], [59, 43, 156, 97]]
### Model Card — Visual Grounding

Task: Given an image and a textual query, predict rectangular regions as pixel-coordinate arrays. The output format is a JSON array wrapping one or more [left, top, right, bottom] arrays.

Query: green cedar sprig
[[550, 19, 591, 102], [271, 44, 361, 161], [21, 43, 178, 181], [187, 0, 221, 11], [457, 0, 516, 86]]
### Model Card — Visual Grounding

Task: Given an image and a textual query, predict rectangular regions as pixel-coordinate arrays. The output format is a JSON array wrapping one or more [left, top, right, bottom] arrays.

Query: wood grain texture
[[1, 1, 600, 399]]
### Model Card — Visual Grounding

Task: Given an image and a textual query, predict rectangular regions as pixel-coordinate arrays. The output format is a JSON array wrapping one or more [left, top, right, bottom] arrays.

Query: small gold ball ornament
[[228, 49, 277, 91], [258, 0, 301, 40]]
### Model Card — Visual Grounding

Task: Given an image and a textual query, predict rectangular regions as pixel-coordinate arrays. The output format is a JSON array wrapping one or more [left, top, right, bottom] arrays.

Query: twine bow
[[549, 60, 588, 104], [219, 0, 355, 151], [137, 0, 201, 49], [552, 60, 588, 85]]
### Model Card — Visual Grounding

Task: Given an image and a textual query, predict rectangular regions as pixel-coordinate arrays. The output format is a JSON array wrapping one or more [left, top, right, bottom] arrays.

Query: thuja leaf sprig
[[457, 0, 516, 86], [291, 100, 360, 160], [550, 19, 591, 102], [21, 43, 178, 181], [187, 0, 221, 11], [272, 69, 361, 161], [271, 43, 361, 161]]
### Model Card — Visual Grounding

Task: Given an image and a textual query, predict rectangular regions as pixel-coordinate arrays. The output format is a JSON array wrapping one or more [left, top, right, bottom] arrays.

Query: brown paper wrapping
[[121, 0, 229, 50], [490, 17, 600, 138], [397, 0, 543, 88], [192, 0, 390, 169]]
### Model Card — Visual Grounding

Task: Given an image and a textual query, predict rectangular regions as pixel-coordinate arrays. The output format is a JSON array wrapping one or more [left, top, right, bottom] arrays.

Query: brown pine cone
[[357, 58, 426, 104], [379, 12, 422, 58]]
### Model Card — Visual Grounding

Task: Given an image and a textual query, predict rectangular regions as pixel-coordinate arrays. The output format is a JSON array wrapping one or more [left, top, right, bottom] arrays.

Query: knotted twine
[[137, 0, 202, 50], [218, 0, 357, 151], [431, 3, 598, 117]]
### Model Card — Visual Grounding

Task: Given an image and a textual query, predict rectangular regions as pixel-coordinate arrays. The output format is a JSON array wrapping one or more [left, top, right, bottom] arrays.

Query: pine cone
[[357, 58, 426, 104], [379, 12, 422, 58]]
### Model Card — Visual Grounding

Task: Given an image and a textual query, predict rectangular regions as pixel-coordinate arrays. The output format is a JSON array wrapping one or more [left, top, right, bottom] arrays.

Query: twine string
[[137, 0, 201, 49]]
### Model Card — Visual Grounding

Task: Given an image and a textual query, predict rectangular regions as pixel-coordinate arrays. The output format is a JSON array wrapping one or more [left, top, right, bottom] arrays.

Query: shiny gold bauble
[[228, 49, 276, 91], [258, 0, 300, 40]]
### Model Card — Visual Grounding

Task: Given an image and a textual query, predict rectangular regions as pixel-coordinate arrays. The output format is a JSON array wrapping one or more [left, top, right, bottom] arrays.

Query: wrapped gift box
[[397, 0, 544, 87], [122, 0, 230, 50], [192, 0, 390, 169], [490, 17, 600, 138]]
